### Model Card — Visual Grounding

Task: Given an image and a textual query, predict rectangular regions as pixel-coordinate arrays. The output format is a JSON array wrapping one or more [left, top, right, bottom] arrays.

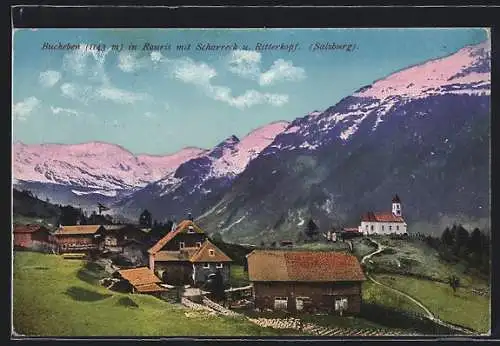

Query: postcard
[[12, 27, 491, 338]]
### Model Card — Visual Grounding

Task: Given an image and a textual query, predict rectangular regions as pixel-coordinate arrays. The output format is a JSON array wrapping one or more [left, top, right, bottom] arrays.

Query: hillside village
[[13, 191, 490, 336], [11, 31, 490, 337]]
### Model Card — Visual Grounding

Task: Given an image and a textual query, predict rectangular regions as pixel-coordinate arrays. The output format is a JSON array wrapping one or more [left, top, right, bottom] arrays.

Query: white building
[[358, 195, 408, 235]]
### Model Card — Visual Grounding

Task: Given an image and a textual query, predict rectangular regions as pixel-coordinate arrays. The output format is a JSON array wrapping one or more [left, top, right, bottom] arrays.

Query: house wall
[[192, 262, 231, 288], [155, 261, 193, 286], [160, 233, 206, 251], [55, 234, 97, 252], [253, 281, 362, 314], [14, 230, 51, 248], [360, 221, 407, 235]]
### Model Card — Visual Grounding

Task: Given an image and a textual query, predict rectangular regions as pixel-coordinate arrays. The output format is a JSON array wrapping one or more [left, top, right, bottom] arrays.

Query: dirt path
[[361, 238, 475, 335]]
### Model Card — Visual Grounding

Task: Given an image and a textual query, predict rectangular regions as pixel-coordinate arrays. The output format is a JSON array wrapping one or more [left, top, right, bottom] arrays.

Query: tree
[[305, 218, 319, 240], [441, 227, 453, 246], [270, 241, 277, 248], [448, 275, 460, 294], [468, 228, 482, 253], [452, 225, 470, 257], [139, 210, 152, 228], [211, 232, 223, 243], [260, 240, 266, 248], [164, 219, 174, 232], [204, 271, 226, 303]]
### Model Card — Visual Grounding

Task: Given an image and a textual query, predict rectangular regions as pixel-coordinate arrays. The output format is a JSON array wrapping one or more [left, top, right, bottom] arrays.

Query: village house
[[52, 225, 105, 253], [97, 224, 147, 251], [148, 220, 233, 287], [13, 224, 54, 251], [96, 224, 149, 265], [246, 250, 366, 314], [358, 195, 408, 235]]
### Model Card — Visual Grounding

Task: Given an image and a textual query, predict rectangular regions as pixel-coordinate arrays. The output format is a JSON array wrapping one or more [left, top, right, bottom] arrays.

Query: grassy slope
[[361, 280, 427, 316], [12, 252, 296, 337], [230, 265, 250, 287], [374, 273, 490, 333], [369, 237, 489, 288]]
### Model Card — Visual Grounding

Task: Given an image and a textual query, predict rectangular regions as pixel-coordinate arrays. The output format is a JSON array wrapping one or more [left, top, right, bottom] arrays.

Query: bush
[[116, 297, 139, 308]]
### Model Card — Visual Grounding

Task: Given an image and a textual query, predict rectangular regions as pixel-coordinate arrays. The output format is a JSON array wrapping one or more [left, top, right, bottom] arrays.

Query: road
[[361, 238, 475, 335]]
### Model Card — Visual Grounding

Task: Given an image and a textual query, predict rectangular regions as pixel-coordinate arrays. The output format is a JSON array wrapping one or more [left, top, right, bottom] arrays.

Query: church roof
[[392, 194, 401, 203], [361, 212, 405, 223]]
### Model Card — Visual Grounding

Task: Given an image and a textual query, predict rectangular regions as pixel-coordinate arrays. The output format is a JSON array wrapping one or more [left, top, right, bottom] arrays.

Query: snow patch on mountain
[[209, 121, 290, 178], [13, 141, 206, 191]]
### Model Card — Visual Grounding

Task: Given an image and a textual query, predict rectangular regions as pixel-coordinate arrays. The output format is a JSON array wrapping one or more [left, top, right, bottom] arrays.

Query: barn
[[13, 224, 53, 251], [247, 250, 366, 315], [53, 225, 105, 253]]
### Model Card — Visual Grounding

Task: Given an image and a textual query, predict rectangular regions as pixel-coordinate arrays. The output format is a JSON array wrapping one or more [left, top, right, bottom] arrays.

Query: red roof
[[13, 224, 50, 234], [361, 212, 405, 223], [247, 250, 366, 282]]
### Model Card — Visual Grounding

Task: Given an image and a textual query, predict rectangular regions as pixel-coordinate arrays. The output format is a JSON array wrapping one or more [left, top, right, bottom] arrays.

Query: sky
[[12, 28, 488, 155]]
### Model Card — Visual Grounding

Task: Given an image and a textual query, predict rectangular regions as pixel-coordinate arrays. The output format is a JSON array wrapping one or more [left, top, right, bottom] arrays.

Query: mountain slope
[[114, 121, 290, 222], [12, 142, 207, 208], [197, 42, 491, 243]]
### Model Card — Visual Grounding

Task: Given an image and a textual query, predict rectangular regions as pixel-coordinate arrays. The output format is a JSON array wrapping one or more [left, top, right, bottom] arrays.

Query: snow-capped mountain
[[114, 121, 290, 221], [12, 141, 207, 207], [197, 42, 491, 243]]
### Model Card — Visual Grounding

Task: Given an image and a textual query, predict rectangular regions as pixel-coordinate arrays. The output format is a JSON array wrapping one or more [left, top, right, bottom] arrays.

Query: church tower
[[392, 194, 402, 216]]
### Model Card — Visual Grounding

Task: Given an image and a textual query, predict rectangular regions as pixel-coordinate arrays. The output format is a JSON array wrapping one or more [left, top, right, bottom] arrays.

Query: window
[[179, 242, 185, 249], [335, 297, 348, 312], [209, 249, 215, 256], [382, 226, 385, 231], [396, 226, 400, 231], [196, 242, 202, 248], [203, 263, 210, 269], [370, 225, 374, 231], [187, 226, 195, 234], [389, 226, 392, 231], [274, 297, 288, 310], [216, 263, 223, 269], [295, 297, 310, 311]]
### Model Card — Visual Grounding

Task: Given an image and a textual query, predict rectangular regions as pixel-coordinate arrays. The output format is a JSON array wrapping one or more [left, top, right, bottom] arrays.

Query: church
[[358, 195, 408, 235]]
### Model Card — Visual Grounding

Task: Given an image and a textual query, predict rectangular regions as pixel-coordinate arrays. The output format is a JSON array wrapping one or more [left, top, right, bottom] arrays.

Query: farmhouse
[[97, 224, 147, 253], [13, 224, 54, 251], [358, 195, 408, 235], [53, 225, 105, 253], [116, 267, 167, 295], [247, 250, 366, 314], [148, 220, 232, 287]]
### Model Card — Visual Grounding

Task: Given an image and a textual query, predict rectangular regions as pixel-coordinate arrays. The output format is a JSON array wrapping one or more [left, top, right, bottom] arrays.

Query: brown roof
[[155, 248, 199, 262], [13, 224, 50, 234], [361, 212, 405, 223], [117, 267, 161, 286], [54, 225, 104, 235], [148, 220, 204, 254], [135, 283, 167, 293], [247, 250, 366, 282], [189, 240, 232, 263]]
